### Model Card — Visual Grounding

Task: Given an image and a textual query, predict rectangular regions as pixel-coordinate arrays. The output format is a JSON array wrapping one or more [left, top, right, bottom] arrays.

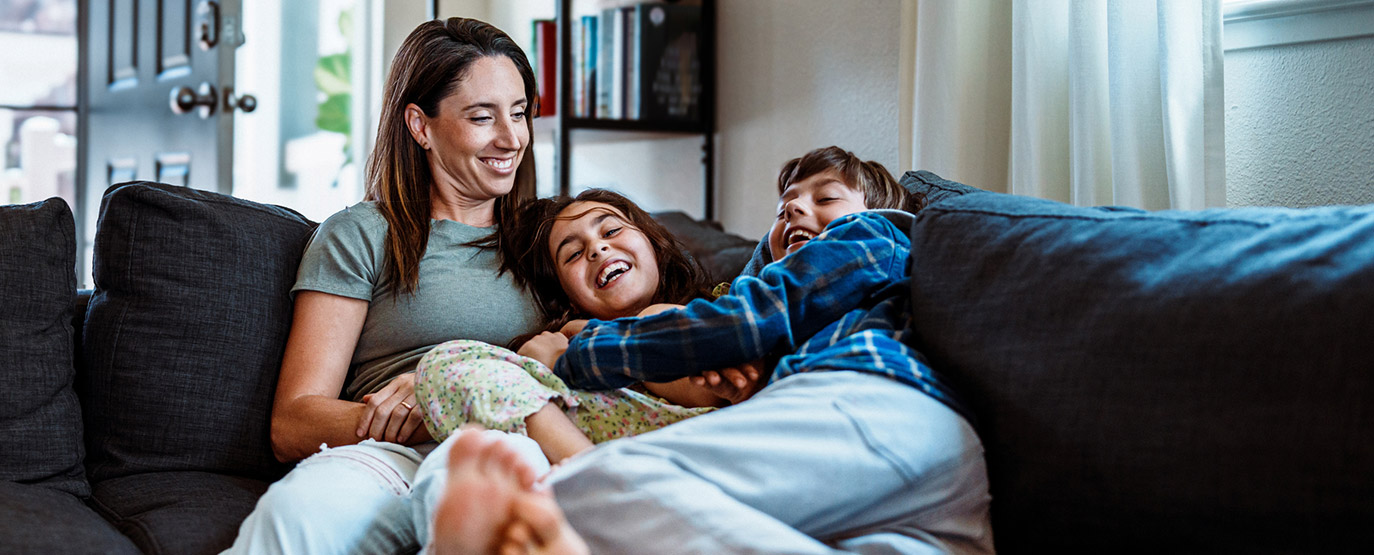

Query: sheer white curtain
[[908, 0, 1225, 209]]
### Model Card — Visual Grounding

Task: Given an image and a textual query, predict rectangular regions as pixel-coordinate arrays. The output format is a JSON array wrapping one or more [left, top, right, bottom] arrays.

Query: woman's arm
[[270, 291, 427, 462]]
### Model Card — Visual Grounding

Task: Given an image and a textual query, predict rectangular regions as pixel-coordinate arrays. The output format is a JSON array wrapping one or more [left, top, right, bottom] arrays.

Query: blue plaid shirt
[[553, 211, 970, 422]]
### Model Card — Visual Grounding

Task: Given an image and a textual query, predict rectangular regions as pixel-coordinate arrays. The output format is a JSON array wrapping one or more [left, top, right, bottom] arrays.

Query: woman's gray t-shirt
[[293, 201, 541, 401]]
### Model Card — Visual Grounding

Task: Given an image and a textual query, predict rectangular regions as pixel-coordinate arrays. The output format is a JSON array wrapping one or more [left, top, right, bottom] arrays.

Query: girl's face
[[408, 55, 529, 210], [769, 169, 869, 261], [548, 201, 661, 320]]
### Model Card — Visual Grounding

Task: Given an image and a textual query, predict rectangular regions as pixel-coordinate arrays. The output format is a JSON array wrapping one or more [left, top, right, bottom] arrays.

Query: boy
[[431, 147, 992, 555]]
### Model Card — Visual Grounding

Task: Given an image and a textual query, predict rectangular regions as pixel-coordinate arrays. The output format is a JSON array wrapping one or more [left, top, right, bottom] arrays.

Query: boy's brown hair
[[776, 146, 926, 212]]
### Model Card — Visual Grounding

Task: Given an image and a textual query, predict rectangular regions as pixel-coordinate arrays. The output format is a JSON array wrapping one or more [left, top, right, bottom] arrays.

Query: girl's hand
[[691, 360, 766, 405], [518, 331, 570, 369], [559, 319, 589, 338], [636, 303, 683, 317], [357, 372, 430, 444]]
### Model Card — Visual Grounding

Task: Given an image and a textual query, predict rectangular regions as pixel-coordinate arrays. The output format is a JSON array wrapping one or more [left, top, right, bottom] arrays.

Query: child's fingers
[[722, 368, 747, 389], [690, 376, 706, 387], [704, 371, 721, 386]]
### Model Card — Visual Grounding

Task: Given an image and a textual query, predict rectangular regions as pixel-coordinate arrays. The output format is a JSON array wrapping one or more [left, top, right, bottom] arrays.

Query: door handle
[[224, 86, 257, 113], [170, 83, 218, 118], [196, 1, 220, 50]]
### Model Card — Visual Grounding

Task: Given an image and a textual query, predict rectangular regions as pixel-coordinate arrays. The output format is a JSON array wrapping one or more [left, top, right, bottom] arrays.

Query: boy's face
[[769, 169, 868, 261]]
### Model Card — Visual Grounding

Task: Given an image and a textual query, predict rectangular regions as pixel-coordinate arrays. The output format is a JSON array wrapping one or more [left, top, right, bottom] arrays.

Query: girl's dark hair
[[776, 146, 926, 212], [365, 18, 538, 295], [502, 189, 714, 329]]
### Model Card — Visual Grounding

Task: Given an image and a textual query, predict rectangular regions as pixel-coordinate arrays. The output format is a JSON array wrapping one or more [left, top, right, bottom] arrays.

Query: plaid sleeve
[[554, 213, 909, 390]]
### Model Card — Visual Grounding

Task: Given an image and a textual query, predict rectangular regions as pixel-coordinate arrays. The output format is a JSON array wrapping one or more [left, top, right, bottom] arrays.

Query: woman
[[226, 18, 548, 554]]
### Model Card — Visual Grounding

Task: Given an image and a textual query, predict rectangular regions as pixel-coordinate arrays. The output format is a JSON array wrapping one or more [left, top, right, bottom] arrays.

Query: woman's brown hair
[[502, 189, 714, 329], [365, 17, 538, 295], [776, 146, 926, 212]]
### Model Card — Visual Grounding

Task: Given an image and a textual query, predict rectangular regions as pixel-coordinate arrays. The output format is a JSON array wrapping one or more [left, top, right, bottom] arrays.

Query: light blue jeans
[[221, 430, 548, 555], [549, 371, 994, 554]]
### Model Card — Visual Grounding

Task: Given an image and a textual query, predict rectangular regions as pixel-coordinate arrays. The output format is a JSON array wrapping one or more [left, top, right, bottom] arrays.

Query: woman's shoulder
[[314, 201, 388, 238]]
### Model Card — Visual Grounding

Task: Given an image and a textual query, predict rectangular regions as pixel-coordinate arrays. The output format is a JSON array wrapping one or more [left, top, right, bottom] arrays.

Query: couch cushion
[[0, 480, 140, 554], [651, 211, 756, 285], [88, 471, 270, 555], [0, 199, 87, 496], [79, 182, 315, 483], [907, 192, 1374, 552], [898, 169, 986, 206]]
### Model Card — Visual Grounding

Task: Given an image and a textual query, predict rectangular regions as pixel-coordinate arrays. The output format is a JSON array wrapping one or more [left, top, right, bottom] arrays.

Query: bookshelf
[[548, 0, 716, 219]]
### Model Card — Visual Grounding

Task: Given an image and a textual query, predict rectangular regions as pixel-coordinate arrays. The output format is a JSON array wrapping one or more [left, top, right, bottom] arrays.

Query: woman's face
[[410, 55, 529, 208], [548, 201, 661, 320], [768, 169, 868, 261]]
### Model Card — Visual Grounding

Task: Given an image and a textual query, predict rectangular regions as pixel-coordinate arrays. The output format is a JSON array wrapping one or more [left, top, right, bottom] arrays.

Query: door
[[78, 0, 248, 277]]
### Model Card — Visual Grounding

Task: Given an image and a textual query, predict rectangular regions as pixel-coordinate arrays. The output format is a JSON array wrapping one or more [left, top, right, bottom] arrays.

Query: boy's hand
[[517, 331, 570, 369], [691, 360, 766, 405]]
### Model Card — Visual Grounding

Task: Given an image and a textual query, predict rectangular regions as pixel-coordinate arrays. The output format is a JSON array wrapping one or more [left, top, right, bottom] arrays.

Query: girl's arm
[[270, 291, 428, 462]]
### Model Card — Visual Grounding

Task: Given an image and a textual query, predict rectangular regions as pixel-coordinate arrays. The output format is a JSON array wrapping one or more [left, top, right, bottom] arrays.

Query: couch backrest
[[0, 199, 88, 497], [908, 191, 1374, 552], [78, 182, 315, 483]]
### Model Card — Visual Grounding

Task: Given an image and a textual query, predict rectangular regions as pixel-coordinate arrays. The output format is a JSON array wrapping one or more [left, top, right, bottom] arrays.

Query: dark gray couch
[[2, 174, 1371, 554]]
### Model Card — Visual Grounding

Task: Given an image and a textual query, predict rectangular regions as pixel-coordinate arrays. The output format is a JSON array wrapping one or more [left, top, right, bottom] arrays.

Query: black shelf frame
[[553, 0, 716, 220]]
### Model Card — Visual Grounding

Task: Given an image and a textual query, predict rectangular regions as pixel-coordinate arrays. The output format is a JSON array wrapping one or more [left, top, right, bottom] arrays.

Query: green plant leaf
[[316, 93, 350, 135], [338, 9, 353, 43], [314, 53, 351, 96]]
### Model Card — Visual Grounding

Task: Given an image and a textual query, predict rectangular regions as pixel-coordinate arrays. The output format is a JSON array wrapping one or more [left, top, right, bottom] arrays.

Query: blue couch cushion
[[652, 211, 757, 286], [0, 199, 87, 497], [88, 471, 270, 555], [907, 192, 1374, 552], [899, 169, 987, 206], [79, 182, 315, 483], [0, 480, 139, 554]]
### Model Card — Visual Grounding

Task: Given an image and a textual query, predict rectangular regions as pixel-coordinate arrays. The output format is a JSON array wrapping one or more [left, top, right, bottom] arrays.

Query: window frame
[[1224, 0, 1374, 51]]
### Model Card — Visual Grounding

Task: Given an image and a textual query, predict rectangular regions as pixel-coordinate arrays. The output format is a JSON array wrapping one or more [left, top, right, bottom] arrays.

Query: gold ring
[[400, 402, 414, 411]]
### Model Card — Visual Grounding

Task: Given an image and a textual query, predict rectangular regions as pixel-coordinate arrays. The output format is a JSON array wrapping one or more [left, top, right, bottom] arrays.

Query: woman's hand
[[691, 360, 766, 405], [518, 331, 570, 369], [357, 372, 431, 445]]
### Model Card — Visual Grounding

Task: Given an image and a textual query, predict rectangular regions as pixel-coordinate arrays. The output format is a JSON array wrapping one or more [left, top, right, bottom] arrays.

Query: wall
[[408, 1, 902, 236], [715, 0, 902, 238], [1224, 35, 1374, 208]]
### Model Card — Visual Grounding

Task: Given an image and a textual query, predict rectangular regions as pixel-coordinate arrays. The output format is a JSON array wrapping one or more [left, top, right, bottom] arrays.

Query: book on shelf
[[532, 19, 556, 117], [563, 1, 704, 123], [635, 2, 702, 122], [622, 7, 638, 119], [574, 14, 598, 118], [596, 7, 624, 119]]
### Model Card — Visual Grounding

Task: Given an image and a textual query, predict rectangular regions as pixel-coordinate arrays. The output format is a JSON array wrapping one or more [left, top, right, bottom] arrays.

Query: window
[[1, 0, 78, 209], [232, 0, 376, 222]]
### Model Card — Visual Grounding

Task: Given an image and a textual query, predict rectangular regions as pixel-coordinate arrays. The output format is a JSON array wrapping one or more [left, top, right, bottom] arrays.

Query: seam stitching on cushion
[[133, 182, 309, 225], [923, 207, 1290, 228]]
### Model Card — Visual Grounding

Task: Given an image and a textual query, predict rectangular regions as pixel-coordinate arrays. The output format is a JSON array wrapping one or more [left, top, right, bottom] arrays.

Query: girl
[[414, 189, 759, 464]]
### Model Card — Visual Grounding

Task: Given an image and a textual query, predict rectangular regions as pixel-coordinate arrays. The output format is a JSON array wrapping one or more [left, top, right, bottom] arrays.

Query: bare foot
[[430, 430, 538, 555], [499, 488, 590, 555]]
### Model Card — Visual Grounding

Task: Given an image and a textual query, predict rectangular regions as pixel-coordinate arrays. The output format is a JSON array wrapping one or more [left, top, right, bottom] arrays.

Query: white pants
[[549, 371, 994, 554], [222, 430, 548, 555]]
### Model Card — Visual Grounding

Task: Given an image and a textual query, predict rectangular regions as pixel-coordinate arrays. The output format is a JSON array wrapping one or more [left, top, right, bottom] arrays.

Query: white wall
[[715, 0, 903, 239], [1224, 35, 1374, 208], [412, 1, 902, 237]]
